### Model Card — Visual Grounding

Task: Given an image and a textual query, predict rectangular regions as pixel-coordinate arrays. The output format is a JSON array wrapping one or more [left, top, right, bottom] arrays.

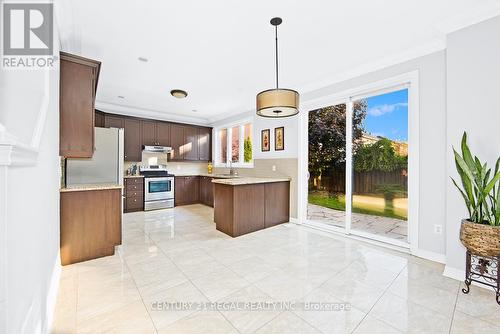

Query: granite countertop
[[60, 183, 123, 192], [124, 175, 144, 178], [173, 173, 237, 179], [211, 177, 291, 185]]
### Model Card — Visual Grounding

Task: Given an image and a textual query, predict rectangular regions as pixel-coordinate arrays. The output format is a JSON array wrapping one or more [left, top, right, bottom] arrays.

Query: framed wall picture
[[275, 126, 284, 151], [261, 129, 270, 152]]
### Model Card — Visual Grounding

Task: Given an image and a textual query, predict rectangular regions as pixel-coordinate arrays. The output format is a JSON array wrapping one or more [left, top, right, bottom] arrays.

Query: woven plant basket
[[460, 220, 500, 257]]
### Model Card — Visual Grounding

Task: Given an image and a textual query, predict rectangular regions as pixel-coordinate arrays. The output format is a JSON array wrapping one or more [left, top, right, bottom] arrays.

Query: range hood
[[142, 145, 172, 153]]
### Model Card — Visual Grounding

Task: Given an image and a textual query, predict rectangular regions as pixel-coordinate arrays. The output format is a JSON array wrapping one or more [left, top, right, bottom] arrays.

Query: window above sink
[[214, 118, 253, 168]]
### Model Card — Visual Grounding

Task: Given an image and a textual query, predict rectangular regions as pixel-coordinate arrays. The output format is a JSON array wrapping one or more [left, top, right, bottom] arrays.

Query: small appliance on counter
[[140, 165, 175, 210]]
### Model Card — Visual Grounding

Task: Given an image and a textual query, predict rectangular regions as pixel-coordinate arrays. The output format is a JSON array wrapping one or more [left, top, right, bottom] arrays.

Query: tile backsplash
[[123, 152, 208, 176]]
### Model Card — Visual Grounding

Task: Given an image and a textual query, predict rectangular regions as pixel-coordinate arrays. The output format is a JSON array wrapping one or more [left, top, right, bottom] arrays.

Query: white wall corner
[[0, 124, 38, 167], [46, 256, 61, 334]]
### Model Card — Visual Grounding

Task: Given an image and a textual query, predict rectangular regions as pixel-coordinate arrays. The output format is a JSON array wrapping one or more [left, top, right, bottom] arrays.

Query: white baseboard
[[412, 249, 446, 264], [289, 217, 299, 224], [443, 265, 465, 281]]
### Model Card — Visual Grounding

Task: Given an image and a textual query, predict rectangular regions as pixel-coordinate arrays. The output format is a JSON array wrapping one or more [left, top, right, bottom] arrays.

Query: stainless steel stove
[[140, 165, 175, 210]]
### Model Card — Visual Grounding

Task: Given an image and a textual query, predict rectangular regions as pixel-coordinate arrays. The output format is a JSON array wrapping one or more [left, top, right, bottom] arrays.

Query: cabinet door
[[95, 111, 105, 128], [199, 177, 207, 205], [184, 126, 199, 161], [105, 115, 125, 129], [198, 127, 211, 161], [170, 124, 185, 160], [200, 177, 214, 207], [207, 178, 214, 207], [124, 119, 142, 161], [156, 122, 171, 147], [185, 176, 199, 203], [59, 58, 95, 158], [174, 177, 186, 206], [141, 120, 157, 146]]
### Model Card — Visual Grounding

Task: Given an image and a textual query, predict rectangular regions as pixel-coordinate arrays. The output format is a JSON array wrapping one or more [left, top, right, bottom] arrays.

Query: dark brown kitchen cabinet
[[124, 177, 144, 212], [60, 188, 121, 265], [156, 122, 171, 146], [98, 111, 212, 162], [95, 110, 105, 128], [124, 119, 142, 162], [198, 128, 211, 161], [170, 124, 185, 161], [141, 120, 171, 146], [184, 126, 199, 161], [199, 176, 214, 207], [59, 52, 101, 158], [175, 176, 199, 206], [105, 115, 125, 129], [141, 120, 157, 146]]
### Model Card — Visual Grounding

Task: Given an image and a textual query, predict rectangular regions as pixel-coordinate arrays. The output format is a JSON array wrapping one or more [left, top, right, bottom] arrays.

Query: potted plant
[[452, 132, 500, 257]]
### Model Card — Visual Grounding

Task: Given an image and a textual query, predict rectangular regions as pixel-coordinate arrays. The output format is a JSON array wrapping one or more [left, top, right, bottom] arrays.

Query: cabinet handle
[[134, 199, 137, 202]]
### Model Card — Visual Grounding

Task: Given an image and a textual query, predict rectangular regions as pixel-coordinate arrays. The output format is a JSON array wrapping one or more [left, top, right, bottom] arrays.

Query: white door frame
[[297, 71, 420, 254]]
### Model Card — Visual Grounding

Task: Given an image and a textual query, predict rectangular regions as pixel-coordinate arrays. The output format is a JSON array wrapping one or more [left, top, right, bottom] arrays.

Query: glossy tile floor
[[52, 204, 500, 334]]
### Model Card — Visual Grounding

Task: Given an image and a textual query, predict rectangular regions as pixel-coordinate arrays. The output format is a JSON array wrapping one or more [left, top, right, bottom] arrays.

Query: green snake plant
[[452, 132, 500, 226]]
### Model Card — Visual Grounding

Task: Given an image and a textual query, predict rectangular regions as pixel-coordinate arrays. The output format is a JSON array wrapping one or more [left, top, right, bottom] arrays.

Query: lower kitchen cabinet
[[175, 176, 200, 206], [199, 176, 215, 207], [124, 177, 144, 212], [60, 188, 122, 265]]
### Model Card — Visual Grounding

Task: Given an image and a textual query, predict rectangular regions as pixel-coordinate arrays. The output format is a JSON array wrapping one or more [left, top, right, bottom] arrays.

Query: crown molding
[[0, 125, 38, 167], [435, 5, 500, 36], [95, 101, 211, 126]]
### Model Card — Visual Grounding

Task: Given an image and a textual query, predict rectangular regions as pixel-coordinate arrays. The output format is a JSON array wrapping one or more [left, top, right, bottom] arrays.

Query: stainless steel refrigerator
[[66, 127, 124, 186]]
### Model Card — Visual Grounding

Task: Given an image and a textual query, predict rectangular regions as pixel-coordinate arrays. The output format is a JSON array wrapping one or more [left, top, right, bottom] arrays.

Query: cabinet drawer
[[126, 197, 143, 210], [125, 177, 143, 185], [126, 183, 144, 192], [126, 190, 143, 198]]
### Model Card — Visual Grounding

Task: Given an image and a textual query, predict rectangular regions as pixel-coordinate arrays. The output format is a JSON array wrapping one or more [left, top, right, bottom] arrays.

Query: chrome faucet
[[229, 161, 238, 176]]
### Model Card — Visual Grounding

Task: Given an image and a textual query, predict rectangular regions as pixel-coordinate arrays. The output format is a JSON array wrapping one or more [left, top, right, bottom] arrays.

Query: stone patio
[[307, 203, 408, 241]]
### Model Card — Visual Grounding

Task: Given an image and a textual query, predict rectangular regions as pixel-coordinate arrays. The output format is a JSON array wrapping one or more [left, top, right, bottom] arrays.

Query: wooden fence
[[310, 168, 407, 194]]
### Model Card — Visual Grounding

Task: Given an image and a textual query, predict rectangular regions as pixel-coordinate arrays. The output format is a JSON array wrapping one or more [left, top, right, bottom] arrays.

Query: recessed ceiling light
[[118, 95, 125, 99], [138, 57, 148, 62], [170, 89, 188, 99]]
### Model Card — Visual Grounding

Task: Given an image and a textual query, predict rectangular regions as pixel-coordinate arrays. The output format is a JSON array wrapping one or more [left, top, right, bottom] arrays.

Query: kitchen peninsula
[[213, 177, 290, 237]]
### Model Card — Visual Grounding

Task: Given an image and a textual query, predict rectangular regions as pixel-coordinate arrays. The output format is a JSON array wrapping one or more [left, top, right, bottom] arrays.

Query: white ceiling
[[56, 0, 500, 124]]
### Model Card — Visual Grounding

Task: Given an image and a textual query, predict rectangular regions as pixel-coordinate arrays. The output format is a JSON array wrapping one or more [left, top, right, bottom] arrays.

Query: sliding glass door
[[350, 89, 409, 243], [306, 84, 411, 247], [307, 103, 347, 229]]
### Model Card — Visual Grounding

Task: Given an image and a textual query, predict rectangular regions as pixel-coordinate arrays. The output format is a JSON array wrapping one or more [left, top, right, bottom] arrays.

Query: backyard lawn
[[308, 192, 408, 220]]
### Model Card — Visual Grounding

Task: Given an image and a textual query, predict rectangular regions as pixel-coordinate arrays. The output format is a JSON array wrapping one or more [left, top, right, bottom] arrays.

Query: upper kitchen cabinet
[[95, 110, 105, 128], [170, 124, 212, 162], [141, 120, 157, 146], [198, 127, 211, 161], [59, 52, 101, 158], [123, 118, 142, 162], [141, 120, 171, 147], [156, 122, 171, 146], [170, 124, 185, 161], [104, 114, 125, 129], [183, 126, 199, 161]]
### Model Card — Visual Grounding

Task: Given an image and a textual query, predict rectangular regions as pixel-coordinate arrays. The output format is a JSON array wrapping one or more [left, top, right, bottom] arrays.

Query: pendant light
[[256, 17, 299, 118]]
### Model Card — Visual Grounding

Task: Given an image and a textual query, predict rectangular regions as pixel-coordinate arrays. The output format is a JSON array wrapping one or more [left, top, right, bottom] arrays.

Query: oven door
[[144, 177, 174, 201]]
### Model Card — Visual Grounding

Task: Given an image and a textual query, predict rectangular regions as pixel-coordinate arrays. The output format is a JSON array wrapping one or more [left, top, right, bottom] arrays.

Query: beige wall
[[215, 158, 298, 219]]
